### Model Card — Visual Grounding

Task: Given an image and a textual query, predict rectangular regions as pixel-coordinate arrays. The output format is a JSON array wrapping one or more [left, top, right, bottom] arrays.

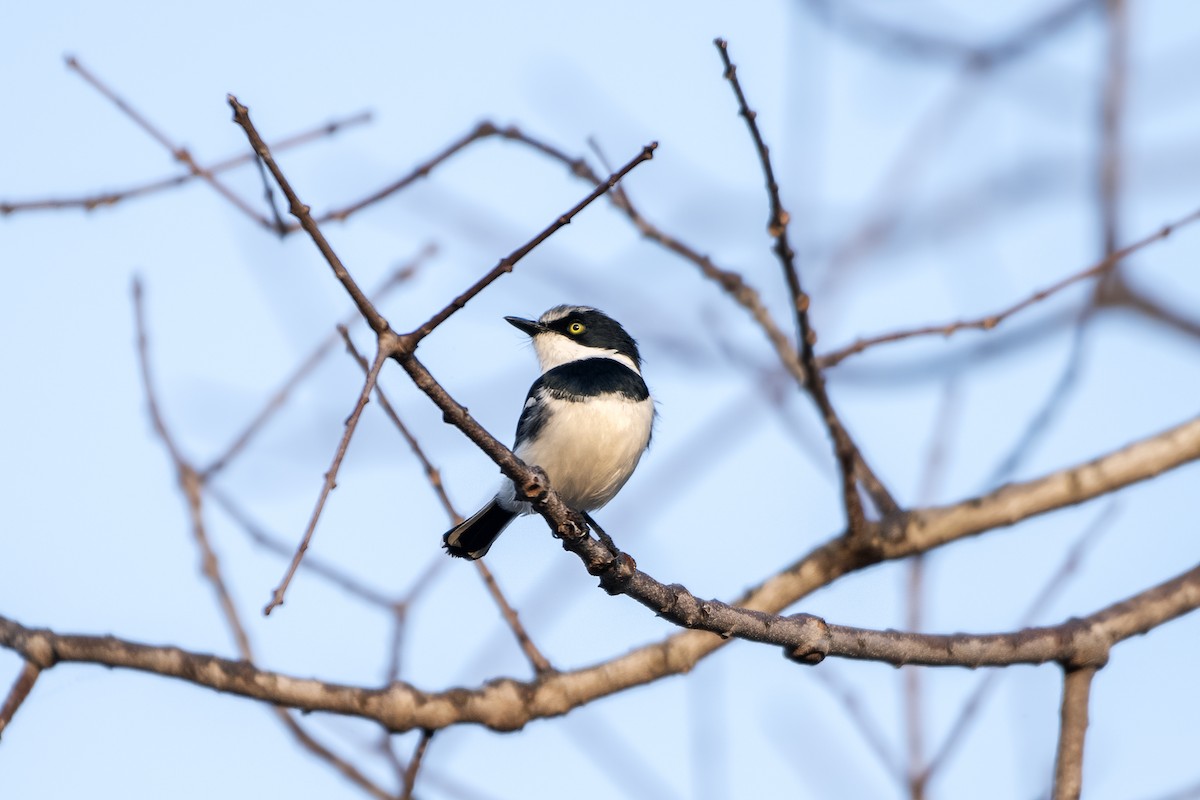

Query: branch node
[[1065, 622, 1111, 670], [520, 467, 549, 504], [784, 614, 831, 665], [596, 553, 636, 593]]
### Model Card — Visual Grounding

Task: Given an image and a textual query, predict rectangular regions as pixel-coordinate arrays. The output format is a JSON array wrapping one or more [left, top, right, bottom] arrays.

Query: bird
[[443, 305, 655, 559]]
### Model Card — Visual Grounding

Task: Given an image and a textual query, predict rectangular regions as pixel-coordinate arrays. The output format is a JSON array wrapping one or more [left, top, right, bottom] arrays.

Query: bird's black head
[[505, 305, 642, 371]]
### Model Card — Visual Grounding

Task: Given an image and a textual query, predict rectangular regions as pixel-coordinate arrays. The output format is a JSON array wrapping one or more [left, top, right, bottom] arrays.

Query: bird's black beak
[[504, 316, 545, 337]]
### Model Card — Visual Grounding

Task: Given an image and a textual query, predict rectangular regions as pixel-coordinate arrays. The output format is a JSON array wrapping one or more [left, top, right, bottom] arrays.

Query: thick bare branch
[[890, 414, 1200, 559], [2, 556, 1194, 733]]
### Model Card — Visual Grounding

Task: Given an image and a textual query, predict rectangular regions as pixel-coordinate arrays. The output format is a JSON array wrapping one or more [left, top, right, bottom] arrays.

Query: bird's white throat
[[531, 333, 640, 375]]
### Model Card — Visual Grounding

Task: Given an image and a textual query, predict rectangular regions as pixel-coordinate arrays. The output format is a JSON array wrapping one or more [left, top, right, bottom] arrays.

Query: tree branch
[[228, 95, 390, 332], [263, 343, 389, 614], [2, 555, 1193, 733], [818, 201, 1200, 369], [1052, 667, 1097, 800], [0, 661, 41, 740], [714, 38, 892, 530], [0, 110, 371, 216]]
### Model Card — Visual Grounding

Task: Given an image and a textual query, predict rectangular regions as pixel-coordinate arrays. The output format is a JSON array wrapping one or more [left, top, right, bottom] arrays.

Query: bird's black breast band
[[515, 358, 649, 444]]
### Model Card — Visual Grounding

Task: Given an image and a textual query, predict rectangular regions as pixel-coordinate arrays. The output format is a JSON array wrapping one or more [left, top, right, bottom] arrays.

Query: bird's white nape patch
[[531, 332, 640, 374], [538, 304, 596, 325]]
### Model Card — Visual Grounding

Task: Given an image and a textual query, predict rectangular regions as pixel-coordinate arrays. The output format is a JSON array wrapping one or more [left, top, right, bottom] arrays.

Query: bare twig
[[203, 252, 429, 478], [903, 554, 928, 799], [134, 280, 396, 799], [0, 111, 372, 215], [263, 343, 389, 615], [1052, 667, 1097, 800], [67, 57, 273, 227], [209, 487, 398, 609], [336, 325, 458, 520], [903, 383, 959, 798], [228, 95, 390, 333], [1098, 0, 1128, 261], [337, 328, 554, 675], [253, 150, 289, 234], [402, 143, 657, 346], [316, 122, 504, 225], [401, 730, 433, 800], [0, 661, 41, 739], [472, 561, 554, 675], [812, 668, 903, 780], [818, 202, 1200, 369], [797, 0, 1100, 68], [984, 313, 1091, 488], [715, 37, 896, 529]]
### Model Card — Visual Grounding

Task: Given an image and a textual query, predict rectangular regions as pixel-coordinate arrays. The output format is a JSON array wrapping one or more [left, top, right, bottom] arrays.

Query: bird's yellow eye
[[568, 321, 586, 335]]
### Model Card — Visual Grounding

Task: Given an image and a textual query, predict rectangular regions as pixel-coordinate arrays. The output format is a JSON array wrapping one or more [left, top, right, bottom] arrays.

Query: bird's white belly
[[515, 394, 653, 511]]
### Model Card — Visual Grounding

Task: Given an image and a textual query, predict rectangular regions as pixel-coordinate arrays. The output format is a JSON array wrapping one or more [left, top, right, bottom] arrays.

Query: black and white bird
[[443, 305, 655, 559]]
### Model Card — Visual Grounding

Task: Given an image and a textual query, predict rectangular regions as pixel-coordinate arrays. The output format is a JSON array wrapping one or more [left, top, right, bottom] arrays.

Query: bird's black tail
[[443, 500, 517, 559]]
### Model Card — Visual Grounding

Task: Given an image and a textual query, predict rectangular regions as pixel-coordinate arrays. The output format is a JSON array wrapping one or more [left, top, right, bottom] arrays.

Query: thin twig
[[818, 202, 1200, 369], [135, 280, 395, 799], [812, 668, 903, 781], [203, 250, 430, 478], [317, 121, 504, 225], [209, 487, 398, 609], [401, 729, 434, 800], [797, 0, 1100, 68], [898, 383, 959, 797], [0, 661, 41, 739], [135, 283, 252, 654], [715, 38, 895, 529], [1098, 0, 1128, 261], [228, 95, 390, 333], [263, 343, 389, 615], [254, 151, 289, 234], [337, 328, 554, 675], [66, 56, 273, 227], [0, 110, 372, 215], [336, 325, 458, 520], [1052, 667, 1097, 800], [983, 314, 1091, 488], [472, 561, 554, 675], [403, 142, 658, 347]]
